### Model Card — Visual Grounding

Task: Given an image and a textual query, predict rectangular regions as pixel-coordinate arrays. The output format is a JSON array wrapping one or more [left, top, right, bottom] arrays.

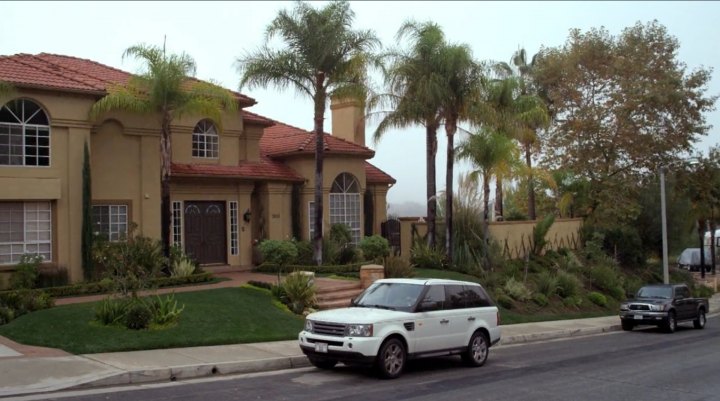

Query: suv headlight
[[649, 304, 666, 312], [347, 324, 373, 337], [620, 303, 629, 311], [304, 319, 313, 332]]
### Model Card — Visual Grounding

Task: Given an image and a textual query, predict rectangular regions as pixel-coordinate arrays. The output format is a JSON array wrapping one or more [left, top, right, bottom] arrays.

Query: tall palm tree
[[238, 0, 379, 265], [438, 44, 483, 264], [371, 20, 448, 250], [90, 44, 238, 257]]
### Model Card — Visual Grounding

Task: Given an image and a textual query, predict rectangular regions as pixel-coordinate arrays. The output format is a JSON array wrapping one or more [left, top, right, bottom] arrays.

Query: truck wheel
[[663, 311, 677, 333], [376, 338, 405, 379], [693, 309, 706, 329], [621, 320, 634, 331], [308, 356, 338, 370], [462, 331, 489, 367]]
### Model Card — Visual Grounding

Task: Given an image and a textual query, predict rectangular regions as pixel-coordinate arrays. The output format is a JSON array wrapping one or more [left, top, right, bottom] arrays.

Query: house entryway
[[184, 201, 227, 265]]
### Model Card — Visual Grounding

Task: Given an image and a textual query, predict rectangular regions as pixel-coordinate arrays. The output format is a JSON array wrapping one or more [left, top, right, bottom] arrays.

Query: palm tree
[[371, 20, 448, 250], [90, 44, 238, 257], [238, 0, 379, 265], [438, 44, 483, 264], [457, 129, 519, 224]]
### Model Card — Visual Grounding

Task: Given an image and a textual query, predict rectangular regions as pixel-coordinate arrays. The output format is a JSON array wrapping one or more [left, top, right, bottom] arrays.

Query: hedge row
[[253, 262, 368, 275], [0, 272, 214, 299]]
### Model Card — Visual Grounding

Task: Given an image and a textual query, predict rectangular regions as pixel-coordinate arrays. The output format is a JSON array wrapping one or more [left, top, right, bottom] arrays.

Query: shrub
[[95, 297, 130, 325], [258, 239, 298, 283], [410, 241, 446, 270], [503, 277, 532, 301], [694, 285, 715, 298], [329, 224, 352, 248], [555, 251, 583, 273], [0, 289, 54, 317], [0, 306, 15, 325], [532, 293, 549, 307], [37, 266, 69, 288], [148, 294, 185, 326], [322, 238, 340, 265], [556, 271, 582, 299], [336, 245, 360, 265], [534, 271, 559, 297], [532, 215, 556, 256], [282, 271, 316, 314], [247, 280, 273, 291], [9, 254, 43, 289], [384, 256, 415, 278], [293, 240, 314, 265], [125, 301, 153, 330], [169, 245, 196, 277], [255, 262, 364, 275], [496, 294, 514, 309], [271, 284, 288, 304], [563, 295, 583, 308], [588, 292, 608, 307], [359, 235, 390, 262]]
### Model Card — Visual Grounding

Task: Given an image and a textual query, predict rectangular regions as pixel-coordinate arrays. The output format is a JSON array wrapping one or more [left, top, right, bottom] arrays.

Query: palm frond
[[89, 83, 151, 119]]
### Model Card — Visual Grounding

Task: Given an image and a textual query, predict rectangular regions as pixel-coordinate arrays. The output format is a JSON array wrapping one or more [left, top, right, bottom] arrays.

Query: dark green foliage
[[254, 262, 364, 275], [257, 239, 299, 282], [9, 255, 42, 289], [585, 264, 625, 299], [0, 289, 54, 320], [282, 272, 316, 314], [336, 245, 359, 265], [291, 184, 302, 240], [359, 235, 390, 262], [532, 214, 555, 256], [694, 285, 715, 298], [125, 301, 152, 330], [588, 292, 607, 307], [0, 306, 14, 325], [247, 280, 273, 291], [563, 295, 583, 308], [384, 256, 415, 278], [95, 298, 130, 326], [364, 189, 374, 236], [534, 271, 559, 297], [410, 241, 446, 270], [293, 240, 315, 265], [503, 277, 532, 301], [556, 271, 581, 298], [496, 294, 514, 309], [81, 141, 94, 281], [329, 224, 352, 248], [148, 294, 185, 326], [532, 293, 549, 307]]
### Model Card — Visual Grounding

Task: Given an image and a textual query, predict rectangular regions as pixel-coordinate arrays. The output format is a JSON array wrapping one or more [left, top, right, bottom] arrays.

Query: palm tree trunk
[[495, 176, 504, 220], [160, 114, 172, 259], [526, 147, 536, 220], [482, 173, 491, 270], [445, 119, 457, 265], [426, 124, 438, 249], [313, 74, 326, 266]]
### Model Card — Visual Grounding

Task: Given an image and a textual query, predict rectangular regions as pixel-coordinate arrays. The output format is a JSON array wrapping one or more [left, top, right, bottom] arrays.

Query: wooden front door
[[184, 201, 226, 265]]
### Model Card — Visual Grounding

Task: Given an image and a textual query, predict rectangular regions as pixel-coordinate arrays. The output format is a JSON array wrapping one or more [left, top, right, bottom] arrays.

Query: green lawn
[[0, 287, 303, 354]]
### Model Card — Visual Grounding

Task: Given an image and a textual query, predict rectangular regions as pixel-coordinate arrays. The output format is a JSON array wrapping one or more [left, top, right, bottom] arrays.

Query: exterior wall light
[[243, 208, 252, 223]]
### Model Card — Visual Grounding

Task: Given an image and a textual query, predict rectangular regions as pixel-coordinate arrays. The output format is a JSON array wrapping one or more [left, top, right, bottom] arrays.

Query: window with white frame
[[308, 201, 316, 241], [0, 99, 51, 166], [0, 202, 52, 265], [172, 201, 182, 247], [192, 119, 219, 158], [229, 201, 238, 255], [329, 173, 361, 245], [92, 204, 128, 241]]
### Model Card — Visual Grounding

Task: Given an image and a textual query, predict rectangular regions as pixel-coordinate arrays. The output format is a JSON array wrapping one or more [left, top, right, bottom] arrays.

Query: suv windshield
[[636, 286, 672, 299], [354, 282, 424, 311]]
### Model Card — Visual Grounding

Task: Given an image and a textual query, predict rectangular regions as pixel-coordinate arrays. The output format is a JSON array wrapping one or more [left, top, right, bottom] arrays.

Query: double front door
[[184, 201, 226, 265]]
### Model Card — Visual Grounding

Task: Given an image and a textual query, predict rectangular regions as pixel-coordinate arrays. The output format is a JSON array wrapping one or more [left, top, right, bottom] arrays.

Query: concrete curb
[[498, 324, 622, 346]]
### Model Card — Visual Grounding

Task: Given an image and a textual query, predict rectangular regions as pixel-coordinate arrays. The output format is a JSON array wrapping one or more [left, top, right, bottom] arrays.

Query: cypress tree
[[81, 141, 94, 280]]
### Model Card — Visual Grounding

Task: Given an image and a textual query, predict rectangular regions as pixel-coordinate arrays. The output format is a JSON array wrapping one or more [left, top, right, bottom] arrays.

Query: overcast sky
[[2, 1, 719, 208]]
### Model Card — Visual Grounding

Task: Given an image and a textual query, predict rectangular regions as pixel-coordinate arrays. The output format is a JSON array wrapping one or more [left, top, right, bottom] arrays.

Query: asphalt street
[[12, 316, 720, 401]]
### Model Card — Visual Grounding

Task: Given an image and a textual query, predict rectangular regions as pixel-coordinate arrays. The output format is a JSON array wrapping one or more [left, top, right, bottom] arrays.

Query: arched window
[[0, 99, 50, 166], [192, 119, 219, 158], [329, 173, 361, 244]]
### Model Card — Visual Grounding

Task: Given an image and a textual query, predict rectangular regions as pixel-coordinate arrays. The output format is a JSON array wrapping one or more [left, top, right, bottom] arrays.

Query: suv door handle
[[440, 319, 449, 324], [468, 317, 476, 321]]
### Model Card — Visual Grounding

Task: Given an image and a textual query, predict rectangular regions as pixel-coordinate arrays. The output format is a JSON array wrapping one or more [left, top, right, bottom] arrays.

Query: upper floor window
[[0, 99, 50, 166], [192, 119, 218, 158]]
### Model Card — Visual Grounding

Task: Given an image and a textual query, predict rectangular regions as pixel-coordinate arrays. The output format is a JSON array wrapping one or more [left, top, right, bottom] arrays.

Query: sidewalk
[[1, 277, 718, 398]]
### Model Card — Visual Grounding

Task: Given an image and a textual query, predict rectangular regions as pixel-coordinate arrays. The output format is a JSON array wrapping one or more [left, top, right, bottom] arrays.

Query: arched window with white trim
[[192, 119, 219, 158], [0, 99, 50, 166], [329, 173, 361, 244]]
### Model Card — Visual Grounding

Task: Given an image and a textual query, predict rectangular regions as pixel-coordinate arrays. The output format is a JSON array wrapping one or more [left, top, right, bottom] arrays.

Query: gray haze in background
[[2, 1, 718, 215]]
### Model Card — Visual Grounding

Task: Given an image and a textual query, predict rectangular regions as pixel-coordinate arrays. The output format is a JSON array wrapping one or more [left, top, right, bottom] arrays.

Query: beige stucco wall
[[330, 99, 365, 147]]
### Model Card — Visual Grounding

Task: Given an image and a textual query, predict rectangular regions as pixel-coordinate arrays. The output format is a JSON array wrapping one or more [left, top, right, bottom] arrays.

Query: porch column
[[266, 183, 293, 241]]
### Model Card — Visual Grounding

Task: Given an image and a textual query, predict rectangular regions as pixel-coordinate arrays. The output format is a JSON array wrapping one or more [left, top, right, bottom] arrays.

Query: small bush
[[293, 240, 314, 265], [359, 235, 390, 262], [532, 293, 549, 307], [410, 241, 446, 270], [169, 245, 196, 277], [0, 289, 54, 317], [694, 285, 715, 298], [0, 306, 15, 325], [258, 239, 299, 282], [503, 277, 532, 301], [534, 271, 559, 297], [496, 294, 514, 309], [563, 295, 583, 308], [282, 271, 316, 314], [148, 294, 185, 326], [125, 301, 153, 330], [586, 264, 622, 292], [9, 254, 43, 289], [588, 292, 607, 307], [336, 245, 360, 265], [556, 251, 583, 273], [329, 224, 352, 248], [384, 256, 415, 278], [247, 280, 273, 291], [556, 271, 582, 299], [95, 297, 130, 325]]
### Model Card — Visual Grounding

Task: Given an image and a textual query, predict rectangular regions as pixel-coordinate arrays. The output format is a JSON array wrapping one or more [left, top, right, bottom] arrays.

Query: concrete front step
[[315, 282, 363, 310], [316, 288, 364, 302]]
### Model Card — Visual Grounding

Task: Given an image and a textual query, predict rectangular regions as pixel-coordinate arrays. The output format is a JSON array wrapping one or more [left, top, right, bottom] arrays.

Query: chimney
[[330, 97, 365, 147]]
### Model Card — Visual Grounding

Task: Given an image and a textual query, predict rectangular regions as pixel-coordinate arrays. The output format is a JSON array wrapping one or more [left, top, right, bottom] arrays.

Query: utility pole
[[660, 166, 669, 285]]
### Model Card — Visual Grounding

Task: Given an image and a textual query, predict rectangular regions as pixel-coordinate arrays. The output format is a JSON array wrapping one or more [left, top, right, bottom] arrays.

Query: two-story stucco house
[[0, 53, 395, 285]]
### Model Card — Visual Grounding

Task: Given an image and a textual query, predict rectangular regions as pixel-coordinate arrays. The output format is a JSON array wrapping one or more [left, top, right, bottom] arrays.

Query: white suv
[[298, 278, 501, 379]]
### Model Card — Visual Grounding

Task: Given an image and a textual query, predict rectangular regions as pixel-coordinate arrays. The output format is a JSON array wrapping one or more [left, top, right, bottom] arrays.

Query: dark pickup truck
[[619, 284, 708, 333]]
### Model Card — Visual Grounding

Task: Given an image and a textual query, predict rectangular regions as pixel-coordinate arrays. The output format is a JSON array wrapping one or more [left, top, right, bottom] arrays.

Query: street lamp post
[[660, 166, 669, 285]]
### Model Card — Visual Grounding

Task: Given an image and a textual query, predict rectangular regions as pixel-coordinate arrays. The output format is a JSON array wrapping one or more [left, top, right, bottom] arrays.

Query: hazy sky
[[2, 1, 719, 207]]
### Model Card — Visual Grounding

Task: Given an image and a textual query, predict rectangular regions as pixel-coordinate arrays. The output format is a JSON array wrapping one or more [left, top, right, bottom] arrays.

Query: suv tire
[[376, 338, 405, 380], [621, 320, 634, 331], [693, 309, 706, 329], [663, 311, 677, 333], [462, 331, 489, 367]]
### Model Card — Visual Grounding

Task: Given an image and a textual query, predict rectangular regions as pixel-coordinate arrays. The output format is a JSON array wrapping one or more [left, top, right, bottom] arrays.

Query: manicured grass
[[0, 287, 303, 354]]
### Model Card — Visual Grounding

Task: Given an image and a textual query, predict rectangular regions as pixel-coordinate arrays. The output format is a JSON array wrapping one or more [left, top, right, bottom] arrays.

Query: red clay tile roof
[[365, 162, 396, 184], [259, 118, 374, 158], [171, 158, 303, 182], [242, 110, 275, 127], [0, 53, 256, 105]]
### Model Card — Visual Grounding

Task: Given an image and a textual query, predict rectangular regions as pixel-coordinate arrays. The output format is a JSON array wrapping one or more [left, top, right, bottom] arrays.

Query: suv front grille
[[629, 304, 650, 311], [312, 321, 346, 336]]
